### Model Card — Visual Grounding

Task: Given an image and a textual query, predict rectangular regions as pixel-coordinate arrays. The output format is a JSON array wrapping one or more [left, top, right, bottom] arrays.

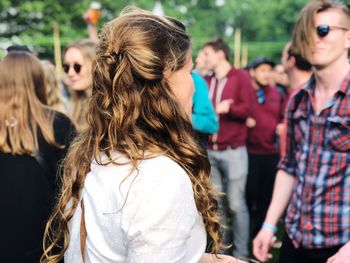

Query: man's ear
[[289, 56, 296, 68], [249, 68, 255, 78], [217, 50, 226, 60]]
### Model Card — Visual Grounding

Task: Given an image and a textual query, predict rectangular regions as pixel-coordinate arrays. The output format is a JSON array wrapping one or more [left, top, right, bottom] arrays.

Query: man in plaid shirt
[[253, 1, 350, 262]]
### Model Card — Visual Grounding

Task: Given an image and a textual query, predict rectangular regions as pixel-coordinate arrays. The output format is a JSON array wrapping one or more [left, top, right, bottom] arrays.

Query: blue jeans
[[208, 146, 249, 258]]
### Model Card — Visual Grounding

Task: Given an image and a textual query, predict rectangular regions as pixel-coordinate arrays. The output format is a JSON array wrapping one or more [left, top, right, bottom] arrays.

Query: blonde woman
[[0, 51, 75, 262], [63, 39, 96, 131], [42, 8, 239, 263]]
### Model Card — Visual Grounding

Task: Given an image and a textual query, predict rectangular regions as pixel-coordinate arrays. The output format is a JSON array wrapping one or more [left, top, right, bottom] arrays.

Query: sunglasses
[[316, 24, 349, 38], [256, 89, 265, 104], [62, 63, 82, 74]]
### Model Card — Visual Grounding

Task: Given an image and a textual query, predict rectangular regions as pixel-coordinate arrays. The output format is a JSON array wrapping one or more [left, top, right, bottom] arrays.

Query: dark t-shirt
[[0, 112, 75, 263]]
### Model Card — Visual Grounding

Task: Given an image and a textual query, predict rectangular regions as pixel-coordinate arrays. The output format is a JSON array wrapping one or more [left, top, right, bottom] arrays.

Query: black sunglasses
[[62, 63, 82, 74], [316, 24, 349, 38], [256, 89, 265, 104]]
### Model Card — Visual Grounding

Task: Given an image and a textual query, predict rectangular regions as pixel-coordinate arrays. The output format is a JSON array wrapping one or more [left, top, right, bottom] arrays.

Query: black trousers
[[278, 234, 342, 263], [246, 153, 279, 239]]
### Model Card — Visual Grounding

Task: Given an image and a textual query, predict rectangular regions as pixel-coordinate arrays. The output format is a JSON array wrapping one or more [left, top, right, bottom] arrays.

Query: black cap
[[248, 56, 275, 69], [7, 45, 32, 53]]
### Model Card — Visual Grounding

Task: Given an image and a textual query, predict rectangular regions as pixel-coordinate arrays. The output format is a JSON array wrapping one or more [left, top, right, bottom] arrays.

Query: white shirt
[[65, 153, 206, 263]]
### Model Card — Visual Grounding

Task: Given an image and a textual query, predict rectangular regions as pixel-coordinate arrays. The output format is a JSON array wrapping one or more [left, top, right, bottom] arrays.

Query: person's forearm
[[200, 253, 214, 263], [200, 253, 235, 263], [87, 24, 99, 43], [264, 169, 296, 226]]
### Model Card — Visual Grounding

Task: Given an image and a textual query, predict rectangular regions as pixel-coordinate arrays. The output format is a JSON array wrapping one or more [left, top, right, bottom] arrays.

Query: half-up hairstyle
[[0, 51, 60, 155], [42, 7, 223, 262]]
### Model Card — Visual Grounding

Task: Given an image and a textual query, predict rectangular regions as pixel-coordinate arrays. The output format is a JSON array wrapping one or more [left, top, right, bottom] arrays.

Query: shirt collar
[[338, 70, 350, 94], [301, 70, 350, 95]]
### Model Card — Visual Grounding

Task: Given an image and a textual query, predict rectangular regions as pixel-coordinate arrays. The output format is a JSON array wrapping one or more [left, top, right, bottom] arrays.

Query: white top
[[65, 153, 206, 263]]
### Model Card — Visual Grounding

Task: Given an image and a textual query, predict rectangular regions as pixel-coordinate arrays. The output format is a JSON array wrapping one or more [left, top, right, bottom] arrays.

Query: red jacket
[[247, 86, 286, 154], [205, 68, 253, 150]]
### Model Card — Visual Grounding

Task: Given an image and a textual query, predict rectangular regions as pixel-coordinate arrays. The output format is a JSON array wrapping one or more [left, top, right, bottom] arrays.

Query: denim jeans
[[208, 146, 249, 258]]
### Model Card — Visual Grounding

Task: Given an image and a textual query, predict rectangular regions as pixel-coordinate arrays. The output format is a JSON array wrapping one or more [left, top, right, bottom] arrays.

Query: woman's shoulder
[[141, 155, 184, 170], [139, 155, 190, 183], [51, 110, 76, 143], [92, 153, 192, 194], [52, 110, 74, 127]]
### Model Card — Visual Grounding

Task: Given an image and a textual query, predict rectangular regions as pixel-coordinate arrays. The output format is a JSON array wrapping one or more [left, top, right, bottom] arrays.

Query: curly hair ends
[[42, 7, 223, 262]]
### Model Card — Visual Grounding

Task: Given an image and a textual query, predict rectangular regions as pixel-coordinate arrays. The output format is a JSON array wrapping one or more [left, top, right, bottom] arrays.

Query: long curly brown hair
[[42, 7, 222, 262]]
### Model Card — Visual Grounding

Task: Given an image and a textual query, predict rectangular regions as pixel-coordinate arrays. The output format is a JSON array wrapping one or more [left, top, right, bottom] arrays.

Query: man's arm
[[200, 253, 236, 263], [326, 241, 350, 263], [253, 169, 296, 262]]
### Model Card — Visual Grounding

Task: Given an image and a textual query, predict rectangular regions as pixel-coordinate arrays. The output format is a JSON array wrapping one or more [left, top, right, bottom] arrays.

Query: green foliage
[[0, 0, 308, 63]]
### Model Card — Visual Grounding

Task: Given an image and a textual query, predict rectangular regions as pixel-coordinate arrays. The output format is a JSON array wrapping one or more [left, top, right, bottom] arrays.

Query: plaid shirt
[[279, 72, 350, 249]]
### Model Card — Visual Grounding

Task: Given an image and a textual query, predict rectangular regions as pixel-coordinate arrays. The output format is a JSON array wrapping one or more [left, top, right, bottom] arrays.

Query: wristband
[[262, 222, 277, 234]]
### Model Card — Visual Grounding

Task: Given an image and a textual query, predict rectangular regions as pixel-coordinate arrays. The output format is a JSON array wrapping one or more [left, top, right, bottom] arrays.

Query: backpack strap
[[80, 199, 87, 263]]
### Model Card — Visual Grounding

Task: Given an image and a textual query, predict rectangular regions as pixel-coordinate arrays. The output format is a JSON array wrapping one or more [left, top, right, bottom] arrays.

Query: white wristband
[[262, 222, 277, 234]]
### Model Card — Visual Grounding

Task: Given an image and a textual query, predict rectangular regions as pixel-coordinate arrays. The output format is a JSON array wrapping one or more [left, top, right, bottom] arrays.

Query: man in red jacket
[[202, 38, 253, 258], [245, 56, 286, 241]]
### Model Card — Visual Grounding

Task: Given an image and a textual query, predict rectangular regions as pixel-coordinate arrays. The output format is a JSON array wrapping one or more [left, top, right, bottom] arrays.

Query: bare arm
[[253, 169, 296, 262], [83, 11, 99, 44], [200, 253, 236, 263], [264, 169, 296, 226], [87, 24, 98, 44]]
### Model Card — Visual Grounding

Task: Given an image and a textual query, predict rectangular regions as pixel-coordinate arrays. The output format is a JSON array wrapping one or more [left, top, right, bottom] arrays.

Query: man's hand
[[275, 123, 285, 136], [246, 117, 256, 128], [216, 99, 234, 114], [327, 241, 350, 263], [252, 228, 274, 262]]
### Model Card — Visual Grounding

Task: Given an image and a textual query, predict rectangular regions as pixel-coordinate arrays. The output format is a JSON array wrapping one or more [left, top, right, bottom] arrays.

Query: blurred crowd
[[1, 1, 350, 263]]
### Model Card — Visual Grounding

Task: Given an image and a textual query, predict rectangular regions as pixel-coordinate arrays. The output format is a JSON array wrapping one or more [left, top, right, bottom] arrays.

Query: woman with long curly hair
[[42, 8, 237, 263], [0, 51, 75, 263]]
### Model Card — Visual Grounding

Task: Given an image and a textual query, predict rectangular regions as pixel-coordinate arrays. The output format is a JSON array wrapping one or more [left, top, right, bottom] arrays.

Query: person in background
[[83, 2, 100, 43], [42, 8, 238, 263], [202, 38, 252, 258], [41, 60, 69, 114], [253, 1, 350, 262], [245, 57, 285, 242], [281, 42, 313, 91], [279, 42, 313, 156], [195, 49, 212, 77], [63, 39, 96, 131], [273, 64, 290, 100], [0, 51, 75, 263], [192, 71, 218, 150]]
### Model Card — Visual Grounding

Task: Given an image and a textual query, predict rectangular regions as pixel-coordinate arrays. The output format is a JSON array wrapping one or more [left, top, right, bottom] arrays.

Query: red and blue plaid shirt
[[279, 72, 350, 249]]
